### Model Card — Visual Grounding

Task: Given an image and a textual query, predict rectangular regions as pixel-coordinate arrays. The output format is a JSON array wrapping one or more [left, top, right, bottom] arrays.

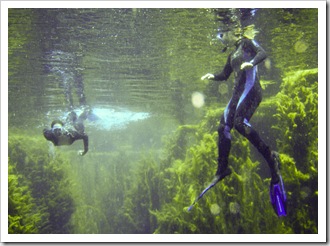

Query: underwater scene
[[7, 7, 319, 236]]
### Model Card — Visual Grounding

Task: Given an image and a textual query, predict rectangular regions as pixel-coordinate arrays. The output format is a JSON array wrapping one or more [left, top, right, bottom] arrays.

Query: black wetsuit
[[213, 38, 278, 180], [43, 111, 89, 155]]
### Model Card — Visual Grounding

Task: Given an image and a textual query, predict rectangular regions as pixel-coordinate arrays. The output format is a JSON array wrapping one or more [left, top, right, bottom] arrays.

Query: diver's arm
[[248, 39, 267, 66], [201, 56, 232, 81], [241, 39, 267, 70], [212, 55, 233, 81]]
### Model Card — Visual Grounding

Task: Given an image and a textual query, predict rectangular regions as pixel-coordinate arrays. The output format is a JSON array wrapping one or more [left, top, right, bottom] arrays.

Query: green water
[[8, 8, 318, 236]]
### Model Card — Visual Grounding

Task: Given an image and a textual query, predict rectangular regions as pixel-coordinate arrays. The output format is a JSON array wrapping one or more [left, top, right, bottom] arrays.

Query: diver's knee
[[218, 123, 231, 140], [234, 118, 244, 133], [67, 111, 77, 122], [234, 117, 252, 135]]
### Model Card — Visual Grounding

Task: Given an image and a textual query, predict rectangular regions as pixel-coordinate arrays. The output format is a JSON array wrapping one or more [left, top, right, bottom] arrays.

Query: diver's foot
[[212, 168, 232, 185], [81, 105, 92, 115], [270, 151, 281, 184], [80, 105, 100, 122], [269, 174, 287, 217]]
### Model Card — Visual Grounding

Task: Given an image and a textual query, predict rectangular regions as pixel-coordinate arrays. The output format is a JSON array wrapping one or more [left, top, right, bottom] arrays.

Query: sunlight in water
[[85, 107, 150, 130], [49, 107, 150, 131]]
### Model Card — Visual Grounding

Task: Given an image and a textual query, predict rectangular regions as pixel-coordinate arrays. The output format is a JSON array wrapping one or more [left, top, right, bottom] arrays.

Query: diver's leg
[[66, 111, 77, 124], [216, 117, 232, 175], [78, 108, 90, 122], [215, 98, 237, 179], [74, 72, 98, 121], [61, 74, 74, 111], [234, 84, 280, 182], [75, 73, 87, 107], [73, 112, 86, 134], [234, 79, 286, 216]]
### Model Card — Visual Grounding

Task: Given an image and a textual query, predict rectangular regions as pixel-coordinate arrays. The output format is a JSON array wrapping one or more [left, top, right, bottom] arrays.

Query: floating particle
[[191, 92, 205, 108], [294, 40, 308, 53], [300, 186, 311, 199], [218, 83, 228, 95], [264, 58, 271, 70], [210, 203, 221, 215], [229, 201, 240, 215]]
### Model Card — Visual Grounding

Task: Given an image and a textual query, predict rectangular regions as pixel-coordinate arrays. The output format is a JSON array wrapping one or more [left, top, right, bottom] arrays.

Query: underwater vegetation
[[8, 69, 318, 233], [149, 68, 318, 234], [7, 69, 318, 234], [273, 68, 318, 233], [7, 68, 318, 234], [8, 132, 74, 233]]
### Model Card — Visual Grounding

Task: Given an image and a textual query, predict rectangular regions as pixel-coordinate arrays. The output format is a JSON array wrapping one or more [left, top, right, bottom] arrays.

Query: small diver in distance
[[43, 50, 97, 156], [43, 109, 90, 156]]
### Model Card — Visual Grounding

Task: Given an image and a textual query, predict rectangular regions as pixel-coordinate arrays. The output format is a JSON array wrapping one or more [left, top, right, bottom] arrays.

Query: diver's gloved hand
[[240, 62, 253, 70], [201, 73, 215, 80], [78, 150, 87, 156]]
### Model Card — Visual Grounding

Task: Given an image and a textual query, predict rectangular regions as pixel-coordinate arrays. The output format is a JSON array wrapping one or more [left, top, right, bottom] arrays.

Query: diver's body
[[213, 37, 280, 183], [43, 51, 99, 155], [201, 28, 286, 216], [43, 110, 89, 156]]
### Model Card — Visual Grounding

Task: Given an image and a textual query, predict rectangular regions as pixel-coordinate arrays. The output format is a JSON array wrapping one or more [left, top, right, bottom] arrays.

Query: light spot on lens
[[191, 92, 205, 108]]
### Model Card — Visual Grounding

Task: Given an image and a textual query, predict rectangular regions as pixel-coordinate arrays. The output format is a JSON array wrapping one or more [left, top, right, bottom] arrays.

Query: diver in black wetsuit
[[43, 110, 89, 156], [43, 50, 95, 156], [201, 24, 287, 216]]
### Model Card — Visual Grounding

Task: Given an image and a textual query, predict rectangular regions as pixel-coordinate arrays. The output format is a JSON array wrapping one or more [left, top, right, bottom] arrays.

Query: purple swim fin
[[269, 175, 287, 217]]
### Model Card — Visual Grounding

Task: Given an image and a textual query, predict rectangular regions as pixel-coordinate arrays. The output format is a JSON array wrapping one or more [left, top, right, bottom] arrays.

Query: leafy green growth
[[8, 132, 74, 233], [7, 68, 318, 234], [148, 69, 318, 234]]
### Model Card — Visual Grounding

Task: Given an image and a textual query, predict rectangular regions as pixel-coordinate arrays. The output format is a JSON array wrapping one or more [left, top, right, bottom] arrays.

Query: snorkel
[[216, 32, 228, 52], [217, 28, 243, 52]]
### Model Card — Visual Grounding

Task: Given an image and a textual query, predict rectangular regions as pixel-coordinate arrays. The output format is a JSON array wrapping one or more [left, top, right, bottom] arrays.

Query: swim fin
[[269, 175, 287, 217], [188, 168, 231, 212]]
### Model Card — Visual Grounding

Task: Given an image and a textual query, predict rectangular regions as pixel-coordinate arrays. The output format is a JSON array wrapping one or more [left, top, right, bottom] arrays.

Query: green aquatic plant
[[273, 68, 318, 174], [150, 106, 290, 234], [8, 132, 75, 233], [8, 162, 42, 233], [8, 67, 318, 234], [111, 153, 161, 234], [65, 148, 134, 234], [150, 65, 318, 233], [272, 68, 318, 233]]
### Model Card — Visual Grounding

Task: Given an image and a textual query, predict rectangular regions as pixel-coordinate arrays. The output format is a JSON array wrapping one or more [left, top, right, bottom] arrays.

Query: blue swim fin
[[87, 112, 100, 122], [188, 168, 231, 212], [269, 175, 287, 217]]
